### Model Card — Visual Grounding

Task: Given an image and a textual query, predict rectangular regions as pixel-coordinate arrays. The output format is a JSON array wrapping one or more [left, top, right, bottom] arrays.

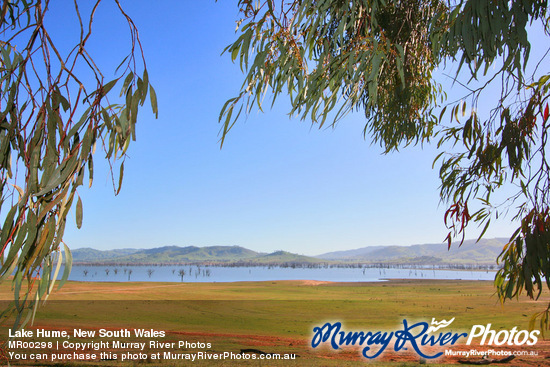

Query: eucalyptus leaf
[[76, 196, 83, 229]]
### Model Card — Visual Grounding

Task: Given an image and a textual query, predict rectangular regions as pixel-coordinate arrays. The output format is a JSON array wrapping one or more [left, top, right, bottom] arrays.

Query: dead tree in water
[[178, 269, 185, 282]]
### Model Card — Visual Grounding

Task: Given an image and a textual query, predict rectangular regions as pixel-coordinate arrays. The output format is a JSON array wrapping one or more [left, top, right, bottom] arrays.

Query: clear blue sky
[[54, 0, 524, 256]]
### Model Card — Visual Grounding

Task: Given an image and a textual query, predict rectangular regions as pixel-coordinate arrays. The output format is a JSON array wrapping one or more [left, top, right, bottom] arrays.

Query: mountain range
[[316, 237, 507, 264], [70, 238, 508, 265]]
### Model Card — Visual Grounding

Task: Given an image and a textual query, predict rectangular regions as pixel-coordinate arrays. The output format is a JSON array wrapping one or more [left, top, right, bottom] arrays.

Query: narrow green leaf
[[48, 251, 63, 295], [438, 106, 447, 123], [231, 45, 239, 62], [142, 69, 149, 90], [58, 243, 72, 290], [67, 106, 91, 139], [116, 161, 124, 195], [115, 55, 130, 73], [120, 72, 134, 97], [477, 219, 491, 242], [0, 205, 17, 247], [14, 271, 23, 307], [101, 79, 118, 97], [0, 253, 18, 282], [75, 196, 83, 229], [59, 93, 70, 112], [88, 155, 94, 188], [130, 89, 140, 125], [149, 84, 158, 118]]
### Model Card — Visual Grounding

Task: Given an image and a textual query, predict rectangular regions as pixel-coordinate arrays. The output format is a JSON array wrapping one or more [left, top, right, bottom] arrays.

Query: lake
[[63, 264, 497, 283]]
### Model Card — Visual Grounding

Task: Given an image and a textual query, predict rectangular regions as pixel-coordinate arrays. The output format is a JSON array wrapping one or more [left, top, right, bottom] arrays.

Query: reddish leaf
[[544, 103, 549, 122], [445, 233, 452, 250]]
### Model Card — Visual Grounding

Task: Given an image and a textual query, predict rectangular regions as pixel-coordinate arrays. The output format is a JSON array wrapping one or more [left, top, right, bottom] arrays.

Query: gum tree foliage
[[220, 0, 550, 327], [0, 0, 157, 329]]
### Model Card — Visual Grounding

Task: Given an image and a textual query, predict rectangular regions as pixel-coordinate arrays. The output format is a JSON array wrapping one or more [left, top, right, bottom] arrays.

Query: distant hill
[[70, 248, 140, 262], [71, 245, 261, 264], [112, 245, 261, 263], [318, 246, 387, 259], [70, 238, 508, 265], [317, 238, 507, 264], [247, 251, 321, 264]]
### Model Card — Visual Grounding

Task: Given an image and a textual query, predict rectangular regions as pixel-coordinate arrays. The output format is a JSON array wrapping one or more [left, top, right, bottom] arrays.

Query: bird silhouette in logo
[[427, 317, 455, 333]]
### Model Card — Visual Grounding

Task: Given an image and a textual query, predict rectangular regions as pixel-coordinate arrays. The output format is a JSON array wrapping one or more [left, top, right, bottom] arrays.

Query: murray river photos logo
[[311, 318, 540, 359]]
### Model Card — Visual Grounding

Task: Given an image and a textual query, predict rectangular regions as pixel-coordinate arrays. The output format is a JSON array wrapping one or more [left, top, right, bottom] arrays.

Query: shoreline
[[1, 278, 498, 300], [70, 262, 499, 269]]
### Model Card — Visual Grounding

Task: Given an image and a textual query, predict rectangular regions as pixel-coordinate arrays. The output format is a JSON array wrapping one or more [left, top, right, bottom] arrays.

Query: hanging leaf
[[57, 243, 72, 290], [120, 72, 134, 97], [76, 196, 83, 229], [116, 161, 124, 195], [100, 79, 118, 98], [150, 84, 158, 118]]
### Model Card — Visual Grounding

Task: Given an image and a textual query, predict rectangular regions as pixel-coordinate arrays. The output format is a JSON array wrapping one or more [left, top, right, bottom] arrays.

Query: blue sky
[[54, 0, 525, 255]]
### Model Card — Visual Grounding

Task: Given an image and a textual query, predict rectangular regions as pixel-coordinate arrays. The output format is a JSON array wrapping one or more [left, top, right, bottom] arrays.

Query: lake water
[[64, 265, 497, 283]]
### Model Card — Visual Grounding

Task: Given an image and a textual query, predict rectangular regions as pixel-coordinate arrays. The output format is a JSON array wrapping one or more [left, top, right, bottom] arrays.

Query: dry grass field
[[0, 279, 549, 366]]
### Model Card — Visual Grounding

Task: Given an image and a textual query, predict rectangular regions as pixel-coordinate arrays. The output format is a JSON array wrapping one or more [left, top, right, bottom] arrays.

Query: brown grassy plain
[[0, 279, 549, 366]]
